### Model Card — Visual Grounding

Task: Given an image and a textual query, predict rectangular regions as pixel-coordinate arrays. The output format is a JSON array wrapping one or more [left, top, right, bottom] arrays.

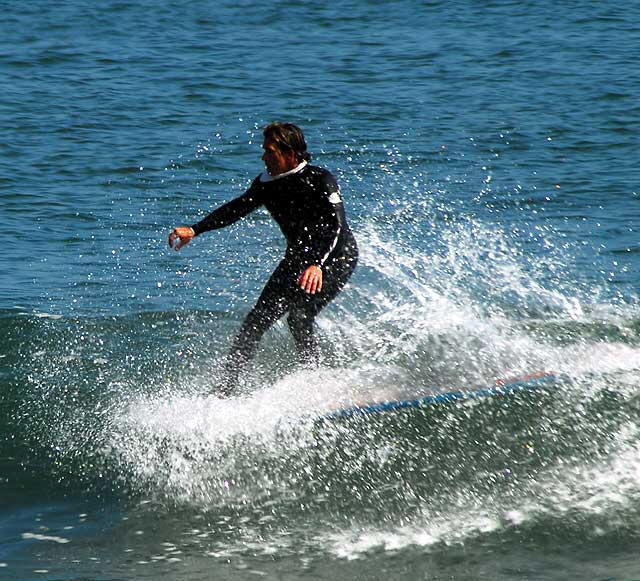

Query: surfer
[[169, 122, 358, 395]]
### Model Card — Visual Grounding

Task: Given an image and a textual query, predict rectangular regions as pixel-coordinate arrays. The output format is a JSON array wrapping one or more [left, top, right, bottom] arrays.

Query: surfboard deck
[[324, 371, 557, 420]]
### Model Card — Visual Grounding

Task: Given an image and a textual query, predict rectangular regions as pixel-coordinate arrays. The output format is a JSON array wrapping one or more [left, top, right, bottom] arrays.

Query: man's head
[[262, 122, 311, 176]]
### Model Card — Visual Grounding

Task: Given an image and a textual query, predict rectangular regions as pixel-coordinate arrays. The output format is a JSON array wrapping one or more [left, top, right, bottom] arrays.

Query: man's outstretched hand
[[169, 227, 195, 250]]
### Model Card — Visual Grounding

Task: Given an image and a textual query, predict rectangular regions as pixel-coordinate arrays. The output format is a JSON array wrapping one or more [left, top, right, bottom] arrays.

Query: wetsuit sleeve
[[305, 172, 345, 267], [191, 180, 263, 236]]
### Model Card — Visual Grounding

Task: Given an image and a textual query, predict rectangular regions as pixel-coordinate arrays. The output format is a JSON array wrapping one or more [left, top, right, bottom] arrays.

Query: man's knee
[[287, 308, 313, 338]]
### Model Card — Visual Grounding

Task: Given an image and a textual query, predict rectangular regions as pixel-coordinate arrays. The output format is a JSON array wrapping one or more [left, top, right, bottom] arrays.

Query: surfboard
[[324, 371, 557, 420]]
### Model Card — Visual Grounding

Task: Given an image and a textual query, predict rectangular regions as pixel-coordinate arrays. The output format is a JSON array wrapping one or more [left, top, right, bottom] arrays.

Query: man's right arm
[[191, 188, 262, 235], [169, 182, 262, 250]]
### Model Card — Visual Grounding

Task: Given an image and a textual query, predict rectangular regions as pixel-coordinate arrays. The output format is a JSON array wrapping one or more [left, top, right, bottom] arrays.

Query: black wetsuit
[[191, 162, 358, 389]]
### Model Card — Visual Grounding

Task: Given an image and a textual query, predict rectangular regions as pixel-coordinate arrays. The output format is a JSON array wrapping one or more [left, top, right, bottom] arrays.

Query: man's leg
[[287, 300, 320, 365], [219, 261, 296, 394], [286, 255, 357, 366]]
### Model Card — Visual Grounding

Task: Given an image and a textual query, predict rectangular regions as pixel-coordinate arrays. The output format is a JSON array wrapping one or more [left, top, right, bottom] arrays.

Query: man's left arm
[[298, 172, 345, 294]]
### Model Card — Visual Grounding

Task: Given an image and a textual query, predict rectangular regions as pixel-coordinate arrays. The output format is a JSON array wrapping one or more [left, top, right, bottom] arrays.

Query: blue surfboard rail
[[325, 372, 557, 420]]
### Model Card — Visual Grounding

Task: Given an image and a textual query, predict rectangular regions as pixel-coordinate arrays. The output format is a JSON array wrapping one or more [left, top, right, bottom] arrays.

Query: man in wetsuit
[[169, 122, 358, 394]]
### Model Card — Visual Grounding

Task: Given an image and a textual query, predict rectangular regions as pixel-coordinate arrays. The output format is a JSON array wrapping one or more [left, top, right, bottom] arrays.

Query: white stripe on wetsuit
[[318, 221, 341, 267]]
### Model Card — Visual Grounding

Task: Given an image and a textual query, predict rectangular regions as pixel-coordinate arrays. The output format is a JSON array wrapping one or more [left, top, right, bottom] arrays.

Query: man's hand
[[299, 265, 323, 294], [169, 227, 195, 250]]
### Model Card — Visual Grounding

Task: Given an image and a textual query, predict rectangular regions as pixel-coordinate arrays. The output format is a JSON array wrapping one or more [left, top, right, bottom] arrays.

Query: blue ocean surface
[[2, 0, 640, 579]]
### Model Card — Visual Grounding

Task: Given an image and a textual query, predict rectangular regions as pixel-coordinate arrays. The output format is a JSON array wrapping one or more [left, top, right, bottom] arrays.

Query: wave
[[3, 211, 640, 560]]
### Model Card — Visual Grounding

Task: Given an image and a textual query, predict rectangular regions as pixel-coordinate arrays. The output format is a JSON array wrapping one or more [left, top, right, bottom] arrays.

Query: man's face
[[262, 138, 297, 176]]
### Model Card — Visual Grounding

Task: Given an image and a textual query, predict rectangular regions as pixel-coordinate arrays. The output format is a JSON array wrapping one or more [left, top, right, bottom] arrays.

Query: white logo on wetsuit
[[328, 190, 342, 204]]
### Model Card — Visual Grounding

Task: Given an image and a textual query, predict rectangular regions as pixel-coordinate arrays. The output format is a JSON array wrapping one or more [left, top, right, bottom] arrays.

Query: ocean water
[[2, 0, 640, 578]]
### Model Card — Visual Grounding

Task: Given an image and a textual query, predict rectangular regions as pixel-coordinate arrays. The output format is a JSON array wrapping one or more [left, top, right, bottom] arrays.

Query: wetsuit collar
[[260, 160, 308, 183]]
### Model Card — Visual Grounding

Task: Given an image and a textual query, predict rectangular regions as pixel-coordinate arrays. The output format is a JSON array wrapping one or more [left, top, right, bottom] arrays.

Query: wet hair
[[263, 122, 311, 163]]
